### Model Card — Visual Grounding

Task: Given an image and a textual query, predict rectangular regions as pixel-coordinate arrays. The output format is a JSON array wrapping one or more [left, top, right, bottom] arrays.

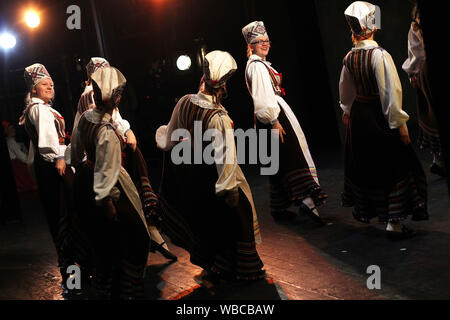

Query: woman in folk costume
[[71, 66, 150, 299], [340, 1, 428, 239], [243, 21, 328, 224], [19, 63, 88, 290], [72, 58, 136, 147], [2, 120, 37, 192], [156, 50, 265, 286], [402, 3, 445, 177], [67, 57, 176, 261]]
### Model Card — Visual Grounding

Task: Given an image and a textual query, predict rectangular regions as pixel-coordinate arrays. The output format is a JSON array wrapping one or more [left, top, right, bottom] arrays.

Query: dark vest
[[343, 47, 383, 97]]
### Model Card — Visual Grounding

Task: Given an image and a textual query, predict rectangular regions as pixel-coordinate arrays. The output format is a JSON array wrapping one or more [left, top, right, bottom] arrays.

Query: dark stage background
[[0, 0, 423, 153], [0, 0, 340, 159]]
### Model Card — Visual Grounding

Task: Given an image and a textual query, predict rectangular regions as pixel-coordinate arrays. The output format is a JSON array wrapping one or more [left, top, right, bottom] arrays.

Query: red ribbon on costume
[[277, 72, 286, 96]]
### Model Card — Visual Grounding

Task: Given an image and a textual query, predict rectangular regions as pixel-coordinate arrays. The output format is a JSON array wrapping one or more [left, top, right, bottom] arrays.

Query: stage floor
[[1, 147, 448, 300]]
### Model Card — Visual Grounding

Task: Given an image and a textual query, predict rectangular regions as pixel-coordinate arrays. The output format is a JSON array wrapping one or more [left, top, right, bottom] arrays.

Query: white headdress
[[242, 21, 268, 44], [86, 57, 110, 79], [90, 66, 126, 109], [345, 1, 381, 36], [24, 63, 52, 90], [203, 50, 237, 88]]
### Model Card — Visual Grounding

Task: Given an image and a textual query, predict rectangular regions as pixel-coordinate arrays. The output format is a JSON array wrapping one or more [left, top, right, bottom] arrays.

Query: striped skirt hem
[[418, 120, 442, 155], [342, 173, 428, 224], [270, 168, 327, 211]]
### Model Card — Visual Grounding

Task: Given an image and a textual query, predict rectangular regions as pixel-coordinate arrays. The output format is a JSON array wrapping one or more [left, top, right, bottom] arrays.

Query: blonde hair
[[351, 30, 376, 46], [24, 92, 32, 107], [246, 44, 253, 58]]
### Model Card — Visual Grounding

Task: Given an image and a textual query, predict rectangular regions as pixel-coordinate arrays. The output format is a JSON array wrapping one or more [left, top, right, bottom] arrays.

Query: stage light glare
[[176, 55, 191, 71], [0, 33, 17, 50], [25, 11, 40, 28]]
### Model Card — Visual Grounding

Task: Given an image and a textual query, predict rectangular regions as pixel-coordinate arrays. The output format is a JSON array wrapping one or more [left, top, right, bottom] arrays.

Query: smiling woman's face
[[251, 36, 271, 59], [33, 78, 55, 103]]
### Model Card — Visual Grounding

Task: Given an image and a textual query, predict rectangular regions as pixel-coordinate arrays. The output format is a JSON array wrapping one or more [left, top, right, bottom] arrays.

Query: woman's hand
[[55, 159, 66, 176], [342, 113, 350, 126], [126, 130, 137, 151], [272, 121, 286, 144], [399, 124, 411, 145], [409, 75, 418, 89]]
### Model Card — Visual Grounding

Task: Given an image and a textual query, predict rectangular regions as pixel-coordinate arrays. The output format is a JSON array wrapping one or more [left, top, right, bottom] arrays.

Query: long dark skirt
[[33, 153, 90, 271], [342, 96, 428, 223], [74, 162, 150, 299], [122, 146, 159, 222], [416, 61, 441, 155], [159, 152, 265, 281], [256, 106, 327, 212]]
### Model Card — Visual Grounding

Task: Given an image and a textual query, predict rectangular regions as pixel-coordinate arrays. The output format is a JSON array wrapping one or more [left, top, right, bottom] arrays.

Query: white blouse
[[339, 40, 410, 129], [26, 97, 67, 163], [245, 54, 281, 125], [71, 108, 122, 204], [402, 23, 426, 76], [73, 85, 131, 137], [156, 93, 244, 195]]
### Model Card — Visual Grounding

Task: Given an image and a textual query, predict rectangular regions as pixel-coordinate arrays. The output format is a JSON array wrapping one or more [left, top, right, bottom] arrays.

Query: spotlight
[[0, 33, 16, 50], [176, 55, 191, 71], [25, 11, 40, 28]]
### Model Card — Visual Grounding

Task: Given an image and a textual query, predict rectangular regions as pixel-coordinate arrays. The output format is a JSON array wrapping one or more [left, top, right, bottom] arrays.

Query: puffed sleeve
[[402, 24, 426, 76], [372, 49, 410, 129], [155, 95, 188, 151], [29, 104, 66, 162], [339, 64, 357, 115], [208, 113, 239, 196], [94, 126, 122, 204], [112, 108, 131, 138], [247, 62, 280, 125]]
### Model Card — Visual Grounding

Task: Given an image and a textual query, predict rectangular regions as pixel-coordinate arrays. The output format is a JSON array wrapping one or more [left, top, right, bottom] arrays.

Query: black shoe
[[150, 240, 177, 261], [386, 225, 417, 240], [298, 203, 325, 225], [430, 163, 446, 178], [194, 270, 240, 289], [194, 270, 223, 289], [271, 210, 297, 221]]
